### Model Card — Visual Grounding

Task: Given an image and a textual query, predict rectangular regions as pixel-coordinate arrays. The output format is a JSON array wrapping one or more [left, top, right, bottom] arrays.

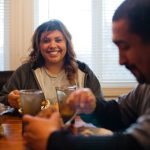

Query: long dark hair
[[28, 19, 78, 84]]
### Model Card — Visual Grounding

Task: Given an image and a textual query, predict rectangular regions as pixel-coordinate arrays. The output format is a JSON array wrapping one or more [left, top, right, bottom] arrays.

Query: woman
[[0, 19, 103, 124]]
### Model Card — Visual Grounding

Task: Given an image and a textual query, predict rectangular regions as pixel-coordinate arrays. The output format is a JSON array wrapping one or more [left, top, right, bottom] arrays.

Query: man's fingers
[[23, 114, 34, 122], [24, 132, 36, 140], [50, 112, 61, 121], [23, 132, 36, 149]]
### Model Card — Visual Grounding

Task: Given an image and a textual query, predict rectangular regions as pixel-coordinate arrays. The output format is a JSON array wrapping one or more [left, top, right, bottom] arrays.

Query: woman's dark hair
[[28, 19, 78, 84], [113, 0, 150, 43]]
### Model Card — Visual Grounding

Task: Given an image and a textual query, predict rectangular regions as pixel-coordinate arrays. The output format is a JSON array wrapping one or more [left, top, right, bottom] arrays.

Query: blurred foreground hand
[[23, 112, 62, 150], [37, 106, 58, 118]]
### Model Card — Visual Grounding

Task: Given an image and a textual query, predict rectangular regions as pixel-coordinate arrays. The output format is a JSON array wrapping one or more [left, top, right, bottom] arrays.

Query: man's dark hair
[[113, 0, 150, 43]]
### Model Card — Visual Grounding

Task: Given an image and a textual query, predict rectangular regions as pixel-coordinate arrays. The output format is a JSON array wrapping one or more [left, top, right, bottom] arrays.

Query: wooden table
[[0, 115, 28, 150], [0, 114, 112, 150]]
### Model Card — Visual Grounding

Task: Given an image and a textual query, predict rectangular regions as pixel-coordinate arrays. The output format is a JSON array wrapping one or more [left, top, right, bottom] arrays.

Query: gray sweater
[[93, 84, 150, 150]]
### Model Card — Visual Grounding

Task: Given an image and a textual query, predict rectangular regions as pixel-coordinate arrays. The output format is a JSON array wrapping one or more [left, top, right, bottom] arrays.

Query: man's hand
[[37, 106, 58, 118], [67, 88, 96, 114], [8, 90, 20, 109], [23, 112, 62, 150]]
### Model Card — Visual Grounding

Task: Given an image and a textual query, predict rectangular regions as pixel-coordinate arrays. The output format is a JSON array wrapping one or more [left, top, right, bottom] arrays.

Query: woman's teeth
[[47, 50, 60, 55], [50, 51, 58, 55]]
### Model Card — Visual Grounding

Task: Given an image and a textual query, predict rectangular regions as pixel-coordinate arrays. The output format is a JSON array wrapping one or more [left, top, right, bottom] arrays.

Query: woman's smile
[[40, 30, 67, 64]]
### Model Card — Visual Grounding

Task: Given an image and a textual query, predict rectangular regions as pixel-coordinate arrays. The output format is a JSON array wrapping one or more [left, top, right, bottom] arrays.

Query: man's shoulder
[[136, 84, 150, 91]]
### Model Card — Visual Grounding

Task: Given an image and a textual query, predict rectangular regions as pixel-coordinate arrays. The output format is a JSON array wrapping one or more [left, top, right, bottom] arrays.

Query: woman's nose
[[49, 40, 57, 48]]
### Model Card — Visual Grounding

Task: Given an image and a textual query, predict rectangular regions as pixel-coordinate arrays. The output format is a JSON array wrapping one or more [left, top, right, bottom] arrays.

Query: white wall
[[9, 0, 34, 69]]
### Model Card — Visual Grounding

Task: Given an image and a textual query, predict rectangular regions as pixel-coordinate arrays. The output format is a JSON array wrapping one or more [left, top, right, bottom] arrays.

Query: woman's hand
[[8, 90, 20, 109], [67, 88, 96, 114], [23, 112, 62, 150]]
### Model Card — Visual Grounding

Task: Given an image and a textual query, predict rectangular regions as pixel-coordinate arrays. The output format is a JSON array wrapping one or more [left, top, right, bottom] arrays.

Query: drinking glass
[[56, 85, 77, 125], [0, 103, 10, 137], [20, 89, 44, 133], [20, 89, 44, 116]]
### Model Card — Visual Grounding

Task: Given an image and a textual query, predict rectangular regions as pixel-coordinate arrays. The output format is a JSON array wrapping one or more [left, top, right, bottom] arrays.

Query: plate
[[76, 126, 113, 136], [70, 117, 113, 136]]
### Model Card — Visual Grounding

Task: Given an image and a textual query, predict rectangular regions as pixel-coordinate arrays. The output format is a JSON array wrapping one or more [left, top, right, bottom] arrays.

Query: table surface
[[0, 113, 112, 150], [0, 115, 96, 150], [0, 115, 28, 150]]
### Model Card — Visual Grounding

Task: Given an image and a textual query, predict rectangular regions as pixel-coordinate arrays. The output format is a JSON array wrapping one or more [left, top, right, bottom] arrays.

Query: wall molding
[[102, 87, 133, 99]]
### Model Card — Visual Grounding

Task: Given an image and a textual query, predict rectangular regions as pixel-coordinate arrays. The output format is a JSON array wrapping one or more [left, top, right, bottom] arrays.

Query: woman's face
[[40, 30, 67, 66]]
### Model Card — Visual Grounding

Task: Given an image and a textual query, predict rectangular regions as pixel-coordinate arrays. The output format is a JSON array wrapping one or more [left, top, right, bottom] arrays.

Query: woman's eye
[[42, 38, 50, 43], [56, 38, 62, 42]]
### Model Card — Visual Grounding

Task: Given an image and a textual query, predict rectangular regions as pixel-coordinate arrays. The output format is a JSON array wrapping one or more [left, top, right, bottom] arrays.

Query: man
[[23, 0, 150, 150]]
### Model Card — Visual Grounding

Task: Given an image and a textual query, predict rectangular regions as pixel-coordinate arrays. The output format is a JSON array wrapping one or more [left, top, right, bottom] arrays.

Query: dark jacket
[[0, 60, 103, 105], [46, 84, 150, 150]]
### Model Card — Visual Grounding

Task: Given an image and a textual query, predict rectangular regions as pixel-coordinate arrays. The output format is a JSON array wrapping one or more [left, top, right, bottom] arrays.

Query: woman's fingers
[[8, 90, 20, 109]]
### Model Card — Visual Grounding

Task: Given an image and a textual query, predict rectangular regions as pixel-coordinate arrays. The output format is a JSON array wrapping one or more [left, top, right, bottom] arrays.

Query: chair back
[[0, 71, 14, 90]]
